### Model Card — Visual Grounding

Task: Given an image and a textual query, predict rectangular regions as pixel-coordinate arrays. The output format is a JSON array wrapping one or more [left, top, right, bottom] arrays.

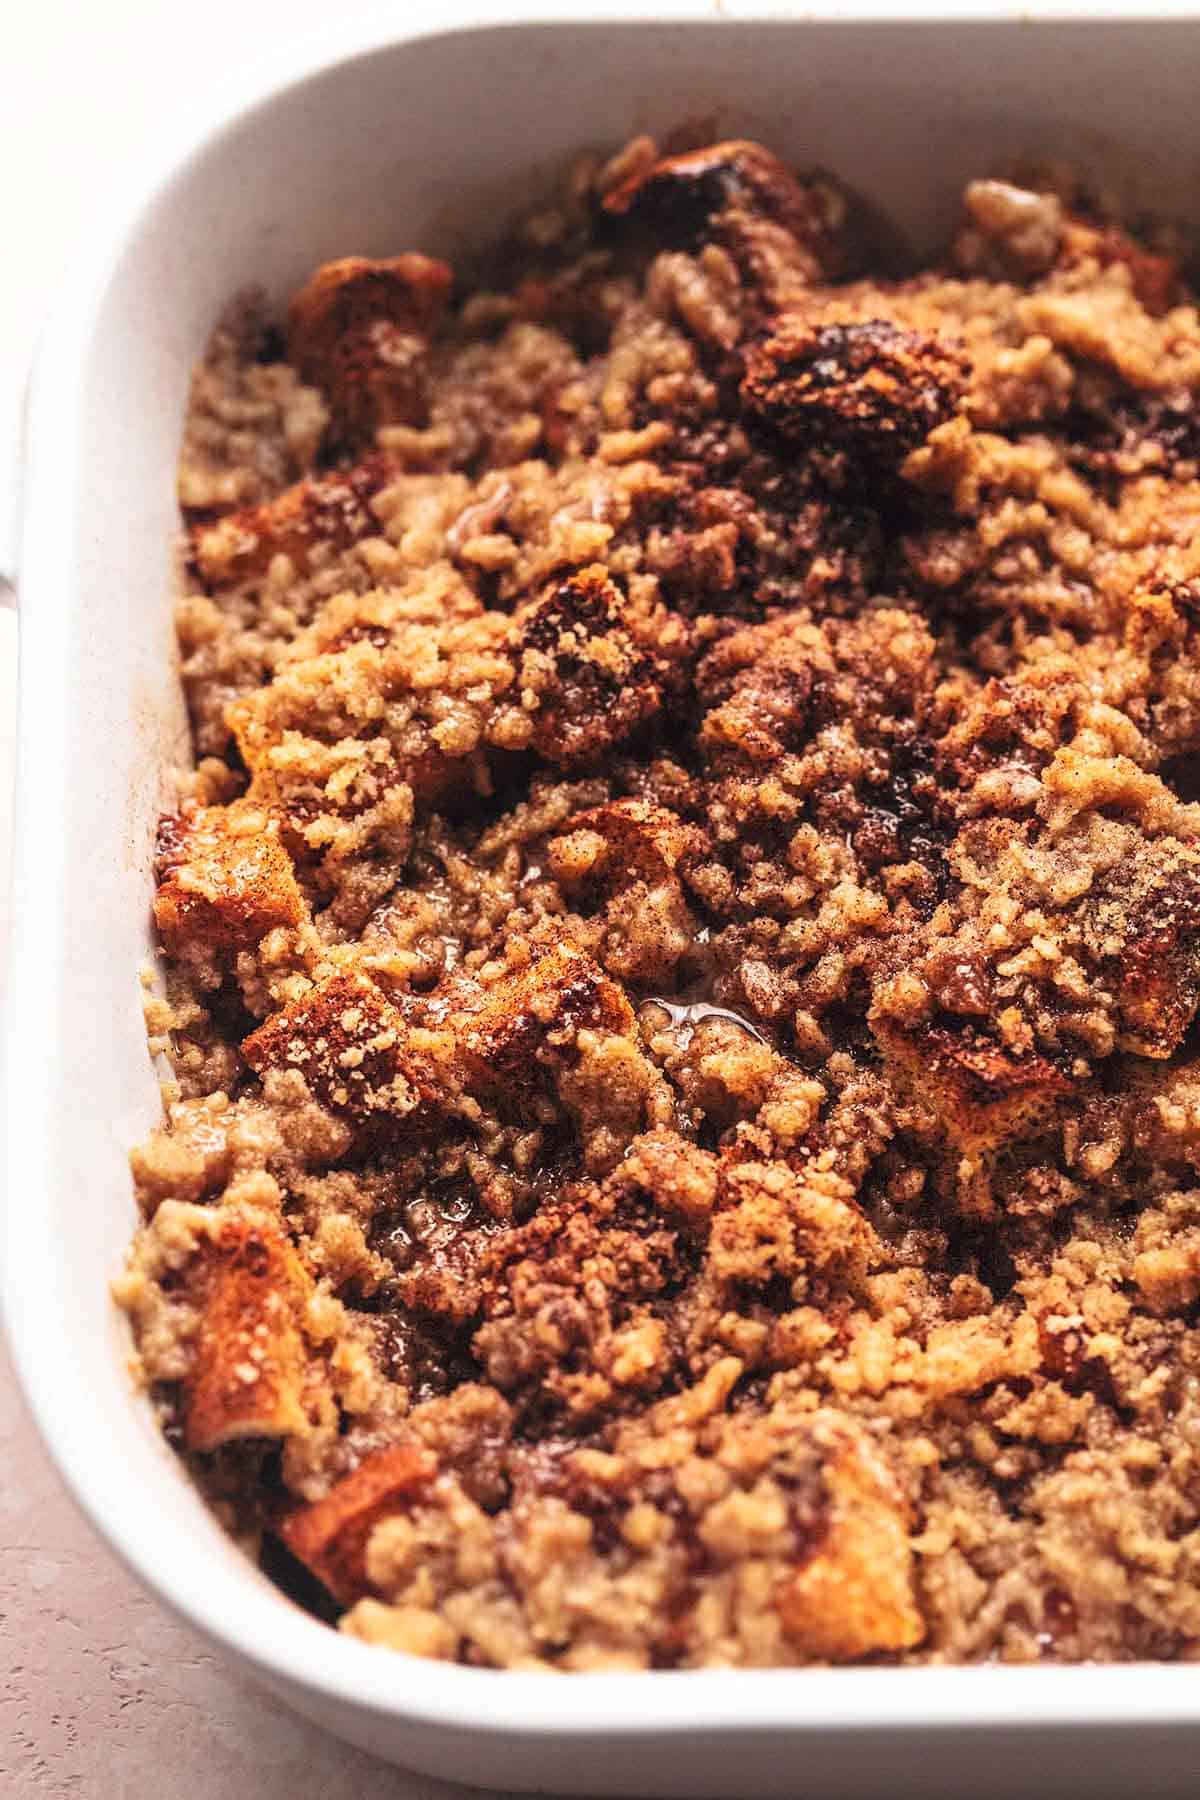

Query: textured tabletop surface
[[0, 5, 560, 1795]]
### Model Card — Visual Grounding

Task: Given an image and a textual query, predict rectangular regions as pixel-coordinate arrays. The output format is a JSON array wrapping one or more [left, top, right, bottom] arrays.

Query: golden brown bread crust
[[873, 1016, 1076, 1163], [154, 802, 306, 956], [241, 971, 435, 1124], [774, 1413, 923, 1660], [739, 316, 968, 466], [286, 254, 452, 449], [121, 136, 1200, 1671], [549, 799, 702, 888], [183, 1216, 313, 1454], [461, 943, 633, 1082], [190, 453, 398, 587], [516, 565, 668, 768], [603, 138, 843, 305], [280, 1443, 438, 1605]]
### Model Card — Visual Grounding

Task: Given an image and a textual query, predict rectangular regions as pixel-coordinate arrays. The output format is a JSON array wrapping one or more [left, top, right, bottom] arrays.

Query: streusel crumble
[[117, 137, 1200, 1668]]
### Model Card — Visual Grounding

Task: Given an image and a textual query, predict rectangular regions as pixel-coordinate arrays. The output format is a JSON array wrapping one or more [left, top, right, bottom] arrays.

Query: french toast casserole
[[117, 135, 1200, 1669]]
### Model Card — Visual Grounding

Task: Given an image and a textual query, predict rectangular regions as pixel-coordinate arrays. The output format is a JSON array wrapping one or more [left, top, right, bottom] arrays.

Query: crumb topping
[[119, 136, 1200, 1669]]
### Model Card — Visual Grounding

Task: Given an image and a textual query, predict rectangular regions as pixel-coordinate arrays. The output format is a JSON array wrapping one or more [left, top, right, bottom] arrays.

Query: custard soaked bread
[[118, 139, 1200, 1667]]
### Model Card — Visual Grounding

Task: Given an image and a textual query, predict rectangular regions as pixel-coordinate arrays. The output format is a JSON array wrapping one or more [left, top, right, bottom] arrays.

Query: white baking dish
[[6, 4, 1200, 1793]]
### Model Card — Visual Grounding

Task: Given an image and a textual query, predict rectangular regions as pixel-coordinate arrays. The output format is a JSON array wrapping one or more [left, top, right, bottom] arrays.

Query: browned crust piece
[[548, 799, 703, 892], [190, 452, 398, 587], [242, 949, 631, 1130], [957, 180, 1181, 312], [776, 1412, 924, 1660], [184, 1216, 313, 1454], [873, 1016, 1075, 1159], [242, 970, 438, 1124], [517, 565, 666, 768], [1082, 847, 1200, 1058], [154, 803, 306, 955], [286, 254, 453, 448], [279, 1443, 438, 1605], [740, 316, 968, 468], [462, 943, 634, 1086], [603, 138, 843, 303]]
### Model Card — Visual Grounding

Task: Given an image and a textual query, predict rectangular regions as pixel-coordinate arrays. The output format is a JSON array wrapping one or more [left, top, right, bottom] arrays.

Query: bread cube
[[154, 803, 306, 955], [517, 566, 664, 769], [776, 1412, 923, 1660], [280, 1442, 438, 1604], [184, 1215, 312, 1454], [191, 453, 397, 587], [242, 971, 434, 1123], [286, 254, 452, 447]]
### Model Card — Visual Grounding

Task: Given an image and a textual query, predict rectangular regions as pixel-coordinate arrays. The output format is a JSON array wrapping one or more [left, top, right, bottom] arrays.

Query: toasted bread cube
[[154, 803, 305, 955], [463, 944, 634, 1086], [875, 1018, 1071, 1157], [279, 1442, 437, 1604], [740, 316, 967, 467], [1083, 843, 1200, 1058], [954, 181, 1179, 312], [546, 800, 704, 984], [286, 254, 452, 446], [1062, 215, 1179, 316], [460, 946, 650, 1160], [1124, 584, 1200, 763], [1113, 944, 1200, 1059], [191, 453, 397, 587], [287, 255, 452, 370], [517, 566, 663, 769], [548, 799, 701, 892], [776, 1412, 923, 1660], [184, 1216, 312, 1453], [603, 138, 843, 304], [954, 180, 1066, 280], [243, 971, 433, 1123]]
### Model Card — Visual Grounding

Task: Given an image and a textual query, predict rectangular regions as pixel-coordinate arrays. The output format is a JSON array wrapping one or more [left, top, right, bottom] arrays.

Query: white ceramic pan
[[6, 5, 1200, 1793]]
